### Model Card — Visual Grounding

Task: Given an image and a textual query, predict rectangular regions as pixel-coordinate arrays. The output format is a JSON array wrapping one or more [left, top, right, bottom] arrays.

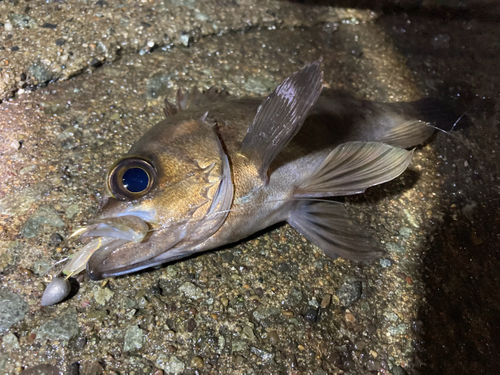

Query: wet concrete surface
[[1, 1, 499, 374]]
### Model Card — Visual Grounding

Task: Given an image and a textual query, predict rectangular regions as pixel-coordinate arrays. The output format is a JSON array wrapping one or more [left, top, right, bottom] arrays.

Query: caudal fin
[[380, 98, 460, 148]]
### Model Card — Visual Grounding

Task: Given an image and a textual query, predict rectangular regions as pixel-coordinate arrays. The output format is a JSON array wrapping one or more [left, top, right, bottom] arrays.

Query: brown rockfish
[[63, 61, 450, 280]]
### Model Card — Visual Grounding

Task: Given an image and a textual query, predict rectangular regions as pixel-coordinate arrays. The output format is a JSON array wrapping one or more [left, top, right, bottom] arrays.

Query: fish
[[62, 60, 452, 281]]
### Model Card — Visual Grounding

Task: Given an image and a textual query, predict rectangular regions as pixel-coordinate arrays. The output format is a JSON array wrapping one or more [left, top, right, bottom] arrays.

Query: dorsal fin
[[240, 61, 323, 181], [163, 87, 230, 118]]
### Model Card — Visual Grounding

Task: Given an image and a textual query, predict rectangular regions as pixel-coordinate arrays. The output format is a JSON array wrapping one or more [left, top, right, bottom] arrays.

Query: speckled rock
[[2, 333, 20, 351], [123, 325, 144, 352], [94, 287, 114, 305], [0, 183, 51, 216], [0, 289, 28, 333], [0, 0, 372, 101], [337, 281, 362, 307], [0, 1, 498, 373], [37, 307, 79, 341], [179, 281, 202, 299], [252, 307, 280, 322], [21, 205, 65, 238], [19, 364, 61, 375], [156, 354, 185, 374]]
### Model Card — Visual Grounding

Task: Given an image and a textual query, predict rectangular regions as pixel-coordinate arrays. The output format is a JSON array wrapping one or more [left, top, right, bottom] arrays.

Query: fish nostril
[[98, 195, 109, 210], [98, 196, 121, 213]]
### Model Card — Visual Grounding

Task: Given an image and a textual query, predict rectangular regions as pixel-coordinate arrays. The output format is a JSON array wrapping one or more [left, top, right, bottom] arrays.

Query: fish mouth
[[62, 214, 151, 277]]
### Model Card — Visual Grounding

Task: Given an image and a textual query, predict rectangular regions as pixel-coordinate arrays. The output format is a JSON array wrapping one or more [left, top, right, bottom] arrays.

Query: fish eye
[[108, 157, 156, 200]]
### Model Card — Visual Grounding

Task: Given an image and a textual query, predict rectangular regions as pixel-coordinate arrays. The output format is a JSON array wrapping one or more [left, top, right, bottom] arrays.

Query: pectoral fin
[[240, 61, 323, 181], [288, 200, 381, 261], [295, 142, 413, 197]]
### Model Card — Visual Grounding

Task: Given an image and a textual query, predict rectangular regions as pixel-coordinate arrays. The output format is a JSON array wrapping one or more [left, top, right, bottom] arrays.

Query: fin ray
[[295, 142, 413, 197], [241, 61, 323, 180], [288, 200, 381, 261]]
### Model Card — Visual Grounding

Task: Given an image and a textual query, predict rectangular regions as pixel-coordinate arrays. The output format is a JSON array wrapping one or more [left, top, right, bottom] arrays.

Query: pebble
[[253, 307, 280, 322], [20, 365, 61, 375], [241, 326, 255, 341], [8, 13, 38, 29], [65, 204, 80, 219], [286, 288, 303, 306], [304, 307, 320, 323], [2, 333, 20, 350], [123, 325, 144, 352], [21, 205, 65, 238], [250, 347, 274, 362], [267, 330, 279, 345], [41, 23, 58, 29], [388, 324, 408, 336], [145, 72, 174, 98], [190, 356, 204, 368], [28, 63, 53, 83], [231, 340, 248, 353], [337, 280, 362, 307], [179, 282, 203, 299], [95, 287, 114, 305], [33, 259, 51, 276], [0, 289, 28, 333], [37, 307, 79, 341], [41, 277, 71, 306], [10, 139, 21, 150], [49, 233, 64, 246], [313, 369, 328, 375], [344, 312, 356, 323], [0, 182, 51, 217], [156, 354, 185, 374], [380, 258, 392, 267], [320, 294, 331, 309], [386, 242, 405, 254], [186, 318, 196, 332], [243, 77, 275, 95]]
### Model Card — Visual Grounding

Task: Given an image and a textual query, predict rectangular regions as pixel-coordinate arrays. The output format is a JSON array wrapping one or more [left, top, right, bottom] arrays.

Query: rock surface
[[0, 1, 499, 374]]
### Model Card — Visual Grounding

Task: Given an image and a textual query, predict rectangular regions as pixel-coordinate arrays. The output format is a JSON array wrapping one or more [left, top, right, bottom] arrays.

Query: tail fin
[[406, 97, 460, 132], [380, 98, 461, 148]]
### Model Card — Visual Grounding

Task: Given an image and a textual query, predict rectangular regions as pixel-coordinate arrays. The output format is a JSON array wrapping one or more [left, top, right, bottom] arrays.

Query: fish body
[[62, 62, 448, 280]]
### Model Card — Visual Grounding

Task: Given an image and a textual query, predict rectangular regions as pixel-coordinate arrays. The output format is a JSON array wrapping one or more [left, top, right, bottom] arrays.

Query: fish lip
[[62, 210, 157, 278], [80, 214, 152, 244]]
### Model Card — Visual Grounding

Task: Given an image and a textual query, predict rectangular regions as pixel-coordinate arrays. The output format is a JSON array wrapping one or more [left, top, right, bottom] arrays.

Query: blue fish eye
[[122, 167, 149, 193]]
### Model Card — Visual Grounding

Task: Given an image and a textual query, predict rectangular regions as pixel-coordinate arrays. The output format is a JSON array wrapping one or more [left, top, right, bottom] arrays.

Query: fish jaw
[[62, 213, 153, 277]]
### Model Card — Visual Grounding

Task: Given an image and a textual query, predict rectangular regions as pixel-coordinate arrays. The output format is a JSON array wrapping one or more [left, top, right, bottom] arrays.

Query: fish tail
[[405, 97, 460, 132], [380, 98, 461, 148]]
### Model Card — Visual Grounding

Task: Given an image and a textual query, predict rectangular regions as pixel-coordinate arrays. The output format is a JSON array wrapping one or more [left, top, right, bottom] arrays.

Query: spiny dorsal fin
[[163, 87, 230, 118], [240, 61, 324, 181]]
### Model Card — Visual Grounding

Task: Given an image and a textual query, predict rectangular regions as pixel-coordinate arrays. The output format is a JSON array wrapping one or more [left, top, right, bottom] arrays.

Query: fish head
[[69, 116, 233, 280]]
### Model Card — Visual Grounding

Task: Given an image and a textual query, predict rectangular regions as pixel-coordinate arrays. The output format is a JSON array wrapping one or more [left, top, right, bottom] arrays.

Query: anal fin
[[288, 200, 382, 261]]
